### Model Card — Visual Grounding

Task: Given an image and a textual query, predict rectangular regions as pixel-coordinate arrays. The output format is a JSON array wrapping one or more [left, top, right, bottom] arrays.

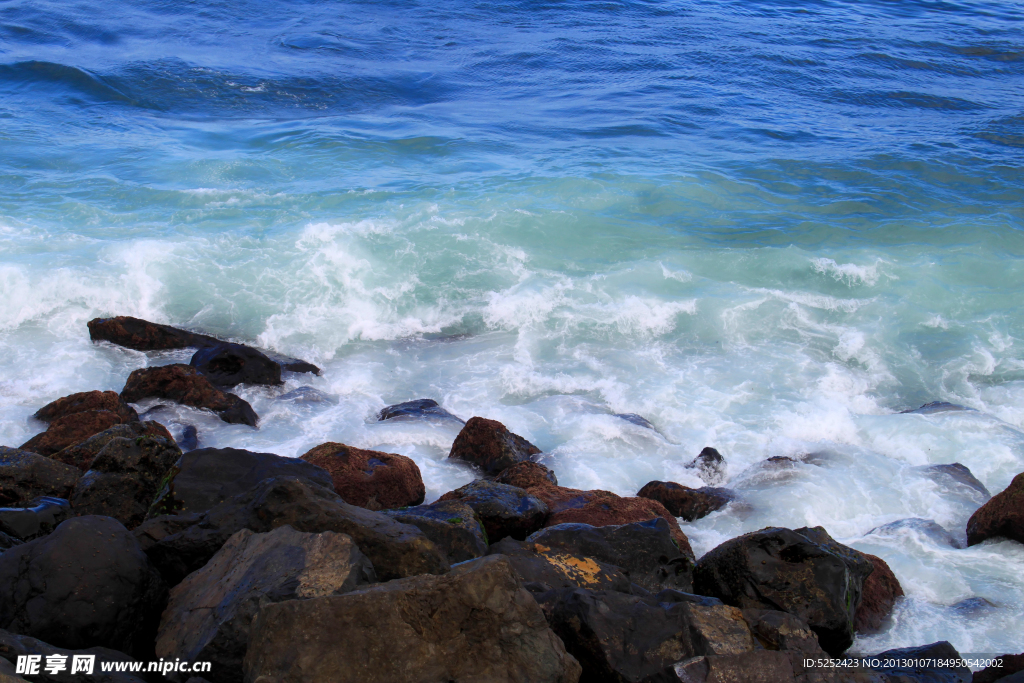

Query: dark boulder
[[299, 442, 424, 510], [688, 446, 726, 485], [0, 516, 166, 659], [120, 364, 258, 427], [88, 316, 220, 351], [0, 448, 79, 507], [179, 424, 199, 451], [870, 641, 971, 683], [526, 517, 694, 593], [20, 410, 131, 457], [50, 421, 174, 471], [742, 608, 824, 654], [447, 417, 541, 475], [494, 461, 558, 487], [636, 480, 734, 521], [243, 555, 582, 683], [143, 476, 447, 586], [488, 537, 634, 594], [967, 472, 1024, 547], [148, 446, 334, 517], [692, 526, 872, 656], [0, 629, 145, 683], [974, 654, 1024, 683], [438, 480, 549, 542], [0, 497, 70, 542], [854, 553, 904, 634], [189, 343, 282, 387], [156, 526, 375, 683], [378, 398, 464, 423], [33, 390, 139, 424], [70, 435, 182, 530], [384, 499, 488, 564]]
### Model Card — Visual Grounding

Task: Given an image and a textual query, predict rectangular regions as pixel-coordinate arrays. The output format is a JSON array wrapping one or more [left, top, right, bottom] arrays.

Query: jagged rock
[[870, 641, 971, 683], [190, 343, 282, 387], [20, 410, 132, 457], [526, 518, 694, 593], [448, 417, 541, 475], [0, 448, 79, 507], [967, 472, 1024, 547], [693, 526, 872, 656], [299, 442, 424, 510], [377, 398, 464, 423], [488, 538, 634, 593], [133, 513, 203, 553], [120, 365, 258, 427], [439, 480, 549, 542], [0, 629, 145, 683], [50, 421, 174, 471], [179, 425, 199, 451], [384, 499, 487, 564], [974, 653, 1024, 683], [149, 446, 334, 517], [688, 447, 726, 485], [614, 413, 656, 430], [742, 609, 824, 653], [156, 526, 375, 683], [636, 480, 734, 521], [143, 476, 447, 586], [0, 516, 166, 659], [854, 554, 904, 634], [869, 518, 964, 549], [494, 461, 558, 487], [0, 497, 70, 541], [88, 316, 221, 351], [70, 436, 182, 530], [243, 555, 581, 683], [33, 390, 139, 425]]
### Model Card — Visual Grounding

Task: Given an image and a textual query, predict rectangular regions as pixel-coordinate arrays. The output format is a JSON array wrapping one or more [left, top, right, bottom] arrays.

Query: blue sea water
[[2, 0, 1024, 656]]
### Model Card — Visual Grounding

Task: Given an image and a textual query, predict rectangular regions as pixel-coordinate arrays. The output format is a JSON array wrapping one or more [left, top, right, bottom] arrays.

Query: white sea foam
[[811, 257, 885, 286]]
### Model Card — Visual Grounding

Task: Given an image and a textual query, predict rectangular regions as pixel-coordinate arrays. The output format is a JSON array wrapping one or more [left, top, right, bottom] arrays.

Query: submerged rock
[[917, 462, 991, 505], [277, 386, 338, 404], [439, 480, 549, 542], [243, 555, 581, 683], [0, 516, 166, 659], [868, 517, 964, 549], [614, 413, 656, 430], [120, 364, 258, 427], [0, 448, 79, 507], [377, 398, 464, 423], [448, 416, 541, 475], [688, 446, 726, 485], [156, 526, 375, 683], [50, 421, 174, 471], [384, 499, 488, 564], [190, 342, 282, 387], [900, 401, 973, 415], [299, 442, 425, 510], [854, 553, 904, 634], [967, 471, 1024, 547], [636, 480, 734, 521], [0, 497, 70, 542]]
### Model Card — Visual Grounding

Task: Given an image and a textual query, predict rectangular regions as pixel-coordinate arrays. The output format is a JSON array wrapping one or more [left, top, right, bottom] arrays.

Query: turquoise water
[[2, 0, 1023, 656]]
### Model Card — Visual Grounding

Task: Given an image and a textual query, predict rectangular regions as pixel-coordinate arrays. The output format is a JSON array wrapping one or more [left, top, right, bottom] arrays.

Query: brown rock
[[299, 442, 424, 510], [242, 555, 582, 683], [88, 316, 219, 351], [487, 537, 634, 593], [50, 421, 174, 471], [967, 472, 1024, 547], [854, 554, 904, 634], [33, 390, 139, 424], [448, 416, 541, 475], [20, 410, 131, 457], [973, 653, 1024, 683], [120, 364, 257, 427], [636, 480, 734, 521], [493, 461, 558, 488], [0, 448, 80, 506]]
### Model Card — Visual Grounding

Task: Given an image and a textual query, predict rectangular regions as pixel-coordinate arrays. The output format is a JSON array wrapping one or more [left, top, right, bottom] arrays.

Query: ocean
[[1, 0, 1023, 656]]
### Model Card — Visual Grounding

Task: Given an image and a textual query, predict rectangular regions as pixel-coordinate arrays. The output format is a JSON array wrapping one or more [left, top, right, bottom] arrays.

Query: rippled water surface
[[2, 0, 1023, 656]]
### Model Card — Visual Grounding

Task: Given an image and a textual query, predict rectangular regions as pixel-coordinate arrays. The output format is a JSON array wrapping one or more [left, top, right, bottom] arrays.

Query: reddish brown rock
[[120, 364, 257, 427], [20, 410, 129, 457], [33, 390, 139, 424], [88, 316, 219, 351], [853, 554, 904, 634], [50, 421, 175, 471], [299, 443, 424, 510], [967, 472, 1024, 547], [636, 480, 733, 521], [525, 482, 694, 559], [493, 461, 558, 488], [448, 417, 541, 476]]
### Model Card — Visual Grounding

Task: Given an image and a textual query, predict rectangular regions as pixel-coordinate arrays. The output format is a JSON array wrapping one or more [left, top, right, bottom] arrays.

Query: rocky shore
[[0, 316, 1020, 683]]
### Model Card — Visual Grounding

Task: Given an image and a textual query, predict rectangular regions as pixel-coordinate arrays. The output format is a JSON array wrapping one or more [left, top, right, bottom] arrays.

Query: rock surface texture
[[50, 421, 174, 471], [447, 417, 541, 475], [120, 364, 258, 427], [384, 499, 488, 564], [243, 555, 582, 683], [0, 497, 70, 542], [439, 479, 549, 542], [636, 480, 734, 521], [487, 537, 634, 594], [157, 525, 375, 683], [20, 410, 133, 457], [377, 398, 464, 423], [33, 390, 139, 424], [88, 316, 221, 350], [299, 442, 424, 510], [190, 343, 282, 387], [0, 448, 80, 507], [967, 472, 1024, 547], [853, 553, 904, 634]]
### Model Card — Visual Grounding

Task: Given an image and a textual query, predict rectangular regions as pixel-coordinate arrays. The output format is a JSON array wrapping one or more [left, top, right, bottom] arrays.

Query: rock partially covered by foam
[[190, 342, 282, 387], [688, 447, 726, 485], [448, 417, 541, 476], [120, 364, 258, 427], [300, 442, 425, 510], [967, 471, 1024, 547], [378, 398, 464, 423], [636, 480, 734, 521]]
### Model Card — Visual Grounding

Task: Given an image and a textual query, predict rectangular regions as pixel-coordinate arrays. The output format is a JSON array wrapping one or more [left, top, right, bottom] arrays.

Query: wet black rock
[[190, 343, 282, 387], [688, 446, 726, 485], [378, 398, 465, 423], [0, 497, 70, 541], [438, 480, 549, 542], [384, 499, 488, 564], [179, 425, 199, 452]]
